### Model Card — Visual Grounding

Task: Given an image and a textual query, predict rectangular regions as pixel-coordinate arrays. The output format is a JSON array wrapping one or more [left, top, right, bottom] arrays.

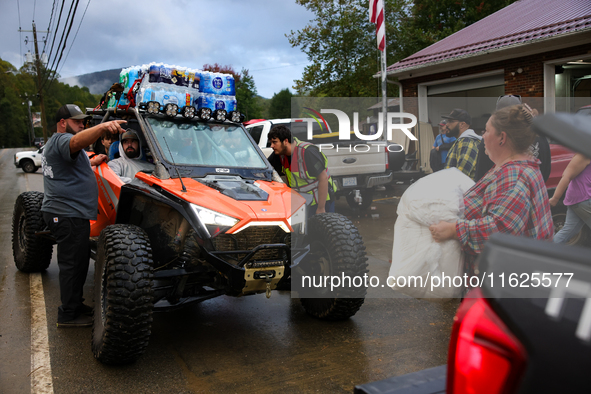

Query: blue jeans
[[554, 198, 591, 243]]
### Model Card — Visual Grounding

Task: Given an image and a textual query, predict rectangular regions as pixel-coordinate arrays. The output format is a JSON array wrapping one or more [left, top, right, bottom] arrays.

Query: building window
[[555, 60, 591, 113]]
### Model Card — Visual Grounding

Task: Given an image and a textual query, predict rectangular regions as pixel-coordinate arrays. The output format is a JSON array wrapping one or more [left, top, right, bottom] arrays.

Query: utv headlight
[[182, 105, 196, 119], [164, 103, 178, 117], [190, 203, 239, 238], [227, 111, 242, 123], [213, 109, 227, 122], [147, 101, 160, 114], [288, 203, 306, 234], [198, 107, 212, 121]]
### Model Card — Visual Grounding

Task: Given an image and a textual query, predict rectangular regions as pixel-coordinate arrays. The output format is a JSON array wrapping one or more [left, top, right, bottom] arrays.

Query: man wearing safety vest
[[267, 125, 337, 217]]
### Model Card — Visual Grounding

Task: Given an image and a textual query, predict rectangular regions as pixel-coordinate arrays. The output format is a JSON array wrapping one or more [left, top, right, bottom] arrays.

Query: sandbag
[[389, 168, 475, 298]]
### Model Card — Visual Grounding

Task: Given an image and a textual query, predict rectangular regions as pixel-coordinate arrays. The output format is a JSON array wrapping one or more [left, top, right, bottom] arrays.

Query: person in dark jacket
[[430, 119, 457, 172]]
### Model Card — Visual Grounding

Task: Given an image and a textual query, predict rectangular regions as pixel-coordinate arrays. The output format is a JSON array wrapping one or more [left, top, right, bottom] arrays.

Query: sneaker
[[57, 314, 93, 328], [78, 304, 94, 316]]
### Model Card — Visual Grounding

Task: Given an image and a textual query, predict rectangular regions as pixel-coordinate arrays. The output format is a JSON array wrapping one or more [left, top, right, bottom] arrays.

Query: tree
[[0, 57, 100, 148], [268, 89, 294, 119], [289, 0, 518, 97], [257, 96, 271, 119], [288, 0, 382, 97], [235, 69, 262, 121], [403, 0, 516, 50]]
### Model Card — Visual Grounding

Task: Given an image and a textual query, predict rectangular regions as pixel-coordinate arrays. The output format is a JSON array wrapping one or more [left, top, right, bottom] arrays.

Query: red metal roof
[[387, 0, 591, 73]]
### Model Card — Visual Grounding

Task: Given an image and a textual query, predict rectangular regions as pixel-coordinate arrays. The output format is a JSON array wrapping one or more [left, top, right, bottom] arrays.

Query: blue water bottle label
[[213, 77, 223, 90]]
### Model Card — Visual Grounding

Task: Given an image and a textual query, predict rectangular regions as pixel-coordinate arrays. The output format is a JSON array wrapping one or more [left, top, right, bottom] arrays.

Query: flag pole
[[370, 0, 387, 140], [381, 24, 387, 142]]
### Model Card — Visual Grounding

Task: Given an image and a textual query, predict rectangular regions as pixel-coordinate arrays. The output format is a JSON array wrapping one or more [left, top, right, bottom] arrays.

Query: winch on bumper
[[207, 224, 297, 297]]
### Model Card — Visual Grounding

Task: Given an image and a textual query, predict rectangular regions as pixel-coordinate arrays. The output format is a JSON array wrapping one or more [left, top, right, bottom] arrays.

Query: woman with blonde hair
[[429, 104, 554, 276]]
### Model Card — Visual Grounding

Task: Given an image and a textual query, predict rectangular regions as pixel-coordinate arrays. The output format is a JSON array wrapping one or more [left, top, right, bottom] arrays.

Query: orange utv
[[12, 107, 368, 365]]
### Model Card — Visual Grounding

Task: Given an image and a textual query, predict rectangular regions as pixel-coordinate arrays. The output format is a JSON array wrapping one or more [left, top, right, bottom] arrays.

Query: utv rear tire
[[92, 224, 154, 365], [300, 213, 368, 320], [12, 191, 53, 272]]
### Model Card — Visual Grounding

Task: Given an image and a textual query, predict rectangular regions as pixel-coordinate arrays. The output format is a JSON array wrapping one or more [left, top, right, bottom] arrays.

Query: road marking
[[26, 177, 54, 393], [30, 273, 54, 393]]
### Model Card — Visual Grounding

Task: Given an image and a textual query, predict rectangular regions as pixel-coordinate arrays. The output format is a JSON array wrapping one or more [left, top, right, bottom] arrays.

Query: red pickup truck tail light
[[447, 288, 527, 394], [385, 145, 389, 170]]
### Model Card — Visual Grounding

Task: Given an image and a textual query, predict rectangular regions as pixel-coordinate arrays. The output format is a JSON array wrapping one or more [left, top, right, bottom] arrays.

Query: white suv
[[14, 146, 44, 173]]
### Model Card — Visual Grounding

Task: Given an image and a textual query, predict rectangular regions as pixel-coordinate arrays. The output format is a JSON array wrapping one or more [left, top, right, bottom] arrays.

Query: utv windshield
[[146, 117, 267, 169]]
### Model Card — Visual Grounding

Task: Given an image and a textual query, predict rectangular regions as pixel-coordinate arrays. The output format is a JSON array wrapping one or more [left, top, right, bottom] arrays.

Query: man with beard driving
[[108, 129, 155, 183]]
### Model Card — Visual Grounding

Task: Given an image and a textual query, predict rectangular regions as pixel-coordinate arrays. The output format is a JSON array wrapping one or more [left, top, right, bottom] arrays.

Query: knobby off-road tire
[[92, 224, 154, 365], [300, 213, 368, 320], [12, 191, 53, 272]]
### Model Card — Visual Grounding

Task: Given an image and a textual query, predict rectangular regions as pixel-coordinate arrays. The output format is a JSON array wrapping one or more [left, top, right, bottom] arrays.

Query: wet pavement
[[0, 148, 459, 393]]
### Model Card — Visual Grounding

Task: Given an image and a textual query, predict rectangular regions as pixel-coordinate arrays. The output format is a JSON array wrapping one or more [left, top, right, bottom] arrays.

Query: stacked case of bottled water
[[109, 63, 237, 114], [196, 71, 237, 112]]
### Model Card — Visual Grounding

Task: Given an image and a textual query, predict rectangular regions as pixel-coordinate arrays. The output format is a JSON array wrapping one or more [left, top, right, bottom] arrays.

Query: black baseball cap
[[55, 104, 91, 123], [442, 108, 472, 125]]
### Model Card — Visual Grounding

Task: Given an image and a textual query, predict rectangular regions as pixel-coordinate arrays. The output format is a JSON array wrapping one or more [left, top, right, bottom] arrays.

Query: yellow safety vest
[[281, 138, 337, 206]]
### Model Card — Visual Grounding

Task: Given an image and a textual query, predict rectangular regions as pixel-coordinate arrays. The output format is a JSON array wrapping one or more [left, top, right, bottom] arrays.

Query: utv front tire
[[92, 224, 154, 365], [12, 191, 53, 272], [300, 213, 368, 320]]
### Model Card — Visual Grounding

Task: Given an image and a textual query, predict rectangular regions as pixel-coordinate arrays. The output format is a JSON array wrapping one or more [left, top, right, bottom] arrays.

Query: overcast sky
[[1, 0, 316, 98]]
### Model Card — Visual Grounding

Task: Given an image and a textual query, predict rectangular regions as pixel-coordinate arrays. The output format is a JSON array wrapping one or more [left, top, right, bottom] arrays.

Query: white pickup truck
[[14, 146, 44, 173], [245, 118, 403, 209]]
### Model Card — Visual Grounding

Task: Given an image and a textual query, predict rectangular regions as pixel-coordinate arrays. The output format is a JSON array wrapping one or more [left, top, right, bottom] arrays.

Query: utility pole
[[20, 23, 50, 143], [25, 98, 35, 145], [32, 23, 49, 143]]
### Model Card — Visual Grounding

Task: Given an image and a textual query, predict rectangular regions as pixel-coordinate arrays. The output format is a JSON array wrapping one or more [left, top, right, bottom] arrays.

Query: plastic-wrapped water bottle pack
[[109, 62, 238, 114]]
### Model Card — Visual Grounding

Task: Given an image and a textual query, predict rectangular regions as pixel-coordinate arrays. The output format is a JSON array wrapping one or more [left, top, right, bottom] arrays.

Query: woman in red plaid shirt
[[429, 104, 554, 276]]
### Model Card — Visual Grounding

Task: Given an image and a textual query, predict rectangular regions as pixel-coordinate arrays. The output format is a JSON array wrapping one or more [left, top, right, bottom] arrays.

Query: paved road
[[0, 147, 458, 394]]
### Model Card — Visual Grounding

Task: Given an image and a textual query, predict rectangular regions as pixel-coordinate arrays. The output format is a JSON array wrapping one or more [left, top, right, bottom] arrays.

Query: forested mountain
[[60, 68, 121, 95]]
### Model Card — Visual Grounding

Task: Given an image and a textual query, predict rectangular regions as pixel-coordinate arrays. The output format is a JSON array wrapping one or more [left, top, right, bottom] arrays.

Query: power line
[[17, 0, 22, 67], [47, 0, 77, 73], [56, 0, 91, 78], [44, 0, 66, 79], [44, 0, 81, 92], [41, 0, 78, 92], [43, 0, 58, 53]]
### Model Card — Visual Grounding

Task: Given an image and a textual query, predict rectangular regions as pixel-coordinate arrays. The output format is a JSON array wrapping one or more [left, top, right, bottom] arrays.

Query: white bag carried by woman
[[389, 168, 474, 298]]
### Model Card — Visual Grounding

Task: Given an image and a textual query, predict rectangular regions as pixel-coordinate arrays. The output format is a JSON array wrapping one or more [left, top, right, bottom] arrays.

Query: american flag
[[369, 0, 385, 51]]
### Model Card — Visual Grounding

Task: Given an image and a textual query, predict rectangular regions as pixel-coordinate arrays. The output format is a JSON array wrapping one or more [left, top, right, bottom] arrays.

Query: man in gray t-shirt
[[41, 104, 126, 327]]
